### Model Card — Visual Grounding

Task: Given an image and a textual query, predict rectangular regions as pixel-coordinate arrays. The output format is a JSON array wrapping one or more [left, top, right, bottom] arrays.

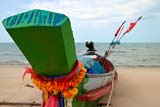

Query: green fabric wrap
[[2, 9, 77, 76]]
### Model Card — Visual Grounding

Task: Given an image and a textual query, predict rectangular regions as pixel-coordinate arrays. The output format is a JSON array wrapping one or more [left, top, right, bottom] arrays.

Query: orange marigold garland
[[23, 61, 86, 100]]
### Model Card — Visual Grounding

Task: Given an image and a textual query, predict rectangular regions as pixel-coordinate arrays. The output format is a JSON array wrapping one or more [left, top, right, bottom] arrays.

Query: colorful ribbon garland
[[23, 61, 86, 107]]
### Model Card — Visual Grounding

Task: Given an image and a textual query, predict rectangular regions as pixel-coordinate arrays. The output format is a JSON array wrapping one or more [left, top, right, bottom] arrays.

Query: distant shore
[[0, 65, 160, 107]]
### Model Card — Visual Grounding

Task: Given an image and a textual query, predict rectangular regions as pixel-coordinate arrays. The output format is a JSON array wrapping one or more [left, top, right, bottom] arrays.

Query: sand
[[112, 67, 160, 107], [0, 65, 42, 105], [0, 65, 160, 107]]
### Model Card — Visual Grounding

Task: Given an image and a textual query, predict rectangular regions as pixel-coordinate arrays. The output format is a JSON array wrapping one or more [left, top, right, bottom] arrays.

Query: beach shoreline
[[0, 65, 160, 107]]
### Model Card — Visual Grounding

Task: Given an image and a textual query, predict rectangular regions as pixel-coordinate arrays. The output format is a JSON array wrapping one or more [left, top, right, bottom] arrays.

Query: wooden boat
[[2, 9, 118, 107]]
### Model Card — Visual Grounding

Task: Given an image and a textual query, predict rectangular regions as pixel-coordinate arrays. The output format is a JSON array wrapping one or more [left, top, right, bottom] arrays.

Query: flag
[[114, 20, 126, 37], [123, 22, 136, 34], [123, 16, 142, 35]]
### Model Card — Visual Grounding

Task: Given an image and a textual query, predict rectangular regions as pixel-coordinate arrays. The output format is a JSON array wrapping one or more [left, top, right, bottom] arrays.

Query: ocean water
[[0, 43, 160, 67]]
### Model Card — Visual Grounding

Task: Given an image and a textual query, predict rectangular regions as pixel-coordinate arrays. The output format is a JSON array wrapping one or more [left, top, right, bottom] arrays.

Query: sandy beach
[[0, 65, 42, 106], [0, 65, 160, 107], [112, 67, 160, 107]]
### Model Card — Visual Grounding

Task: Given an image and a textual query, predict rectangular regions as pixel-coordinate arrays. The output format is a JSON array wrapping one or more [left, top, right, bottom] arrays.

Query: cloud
[[25, 0, 157, 22], [0, 0, 160, 42], [20, 0, 159, 34]]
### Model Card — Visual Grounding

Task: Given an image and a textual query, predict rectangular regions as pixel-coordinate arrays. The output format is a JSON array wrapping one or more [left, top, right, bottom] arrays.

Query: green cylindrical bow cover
[[2, 9, 77, 76]]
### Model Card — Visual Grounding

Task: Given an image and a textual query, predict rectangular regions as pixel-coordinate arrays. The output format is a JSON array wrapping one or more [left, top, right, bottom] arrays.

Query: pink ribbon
[[44, 95, 59, 107], [22, 66, 33, 80]]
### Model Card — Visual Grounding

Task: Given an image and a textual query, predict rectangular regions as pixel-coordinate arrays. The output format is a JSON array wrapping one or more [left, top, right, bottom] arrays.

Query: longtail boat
[[2, 9, 118, 107]]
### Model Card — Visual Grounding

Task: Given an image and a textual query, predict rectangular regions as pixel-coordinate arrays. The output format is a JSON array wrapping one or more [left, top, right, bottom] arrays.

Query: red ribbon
[[41, 61, 80, 82], [23, 61, 80, 82]]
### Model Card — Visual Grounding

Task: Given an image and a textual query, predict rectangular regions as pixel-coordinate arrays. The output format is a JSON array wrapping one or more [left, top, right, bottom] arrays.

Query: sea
[[0, 43, 160, 67]]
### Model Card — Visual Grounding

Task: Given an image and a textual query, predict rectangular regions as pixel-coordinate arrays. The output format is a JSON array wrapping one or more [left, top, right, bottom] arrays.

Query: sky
[[0, 0, 160, 43]]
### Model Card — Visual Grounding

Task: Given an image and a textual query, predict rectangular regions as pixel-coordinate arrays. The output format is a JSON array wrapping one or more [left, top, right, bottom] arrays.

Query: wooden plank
[[0, 101, 41, 106]]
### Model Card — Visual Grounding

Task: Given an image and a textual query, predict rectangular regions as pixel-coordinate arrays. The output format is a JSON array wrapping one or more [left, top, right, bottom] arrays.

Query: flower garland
[[24, 61, 86, 100]]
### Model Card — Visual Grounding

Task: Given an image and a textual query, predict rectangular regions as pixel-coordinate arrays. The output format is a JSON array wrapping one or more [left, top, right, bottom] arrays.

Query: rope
[[106, 69, 116, 107]]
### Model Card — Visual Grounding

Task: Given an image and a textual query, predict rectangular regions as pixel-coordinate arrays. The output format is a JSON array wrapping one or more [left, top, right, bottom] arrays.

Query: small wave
[[130, 49, 137, 51], [116, 64, 160, 67], [141, 59, 147, 62], [0, 60, 29, 65], [116, 65, 160, 67], [114, 50, 127, 53], [0, 53, 22, 56]]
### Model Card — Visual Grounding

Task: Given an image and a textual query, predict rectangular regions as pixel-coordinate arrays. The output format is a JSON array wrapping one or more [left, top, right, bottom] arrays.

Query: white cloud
[[1, 0, 158, 30], [1, 0, 159, 42], [24, 0, 158, 27]]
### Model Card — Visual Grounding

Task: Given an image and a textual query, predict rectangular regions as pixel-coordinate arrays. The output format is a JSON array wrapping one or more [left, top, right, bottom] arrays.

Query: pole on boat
[[105, 20, 126, 58], [105, 16, 142, 58], [117, 16, 142, 43]]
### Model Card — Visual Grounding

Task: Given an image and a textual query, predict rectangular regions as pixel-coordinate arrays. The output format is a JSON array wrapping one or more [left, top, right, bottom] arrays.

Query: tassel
[[45, 95, 59, 107], [64, 98, 73, 107], [43, 90, 49, 102], [59, 95, 64, 107]]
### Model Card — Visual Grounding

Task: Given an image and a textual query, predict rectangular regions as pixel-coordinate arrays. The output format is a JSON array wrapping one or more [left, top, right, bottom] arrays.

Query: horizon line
[[0, 42, 160, 44]]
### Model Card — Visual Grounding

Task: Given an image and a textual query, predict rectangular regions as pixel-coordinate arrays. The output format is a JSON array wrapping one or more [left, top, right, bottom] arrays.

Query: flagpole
[[114, 22, 125, 42], [107, 16, 142, 58], [117, 33, 125, 42], [104, 36, 116, 57], [105, 21, 126, 58], [118, 16, 142, 42], [106, 26, 124, 58], [112, 25, 124, 48]]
